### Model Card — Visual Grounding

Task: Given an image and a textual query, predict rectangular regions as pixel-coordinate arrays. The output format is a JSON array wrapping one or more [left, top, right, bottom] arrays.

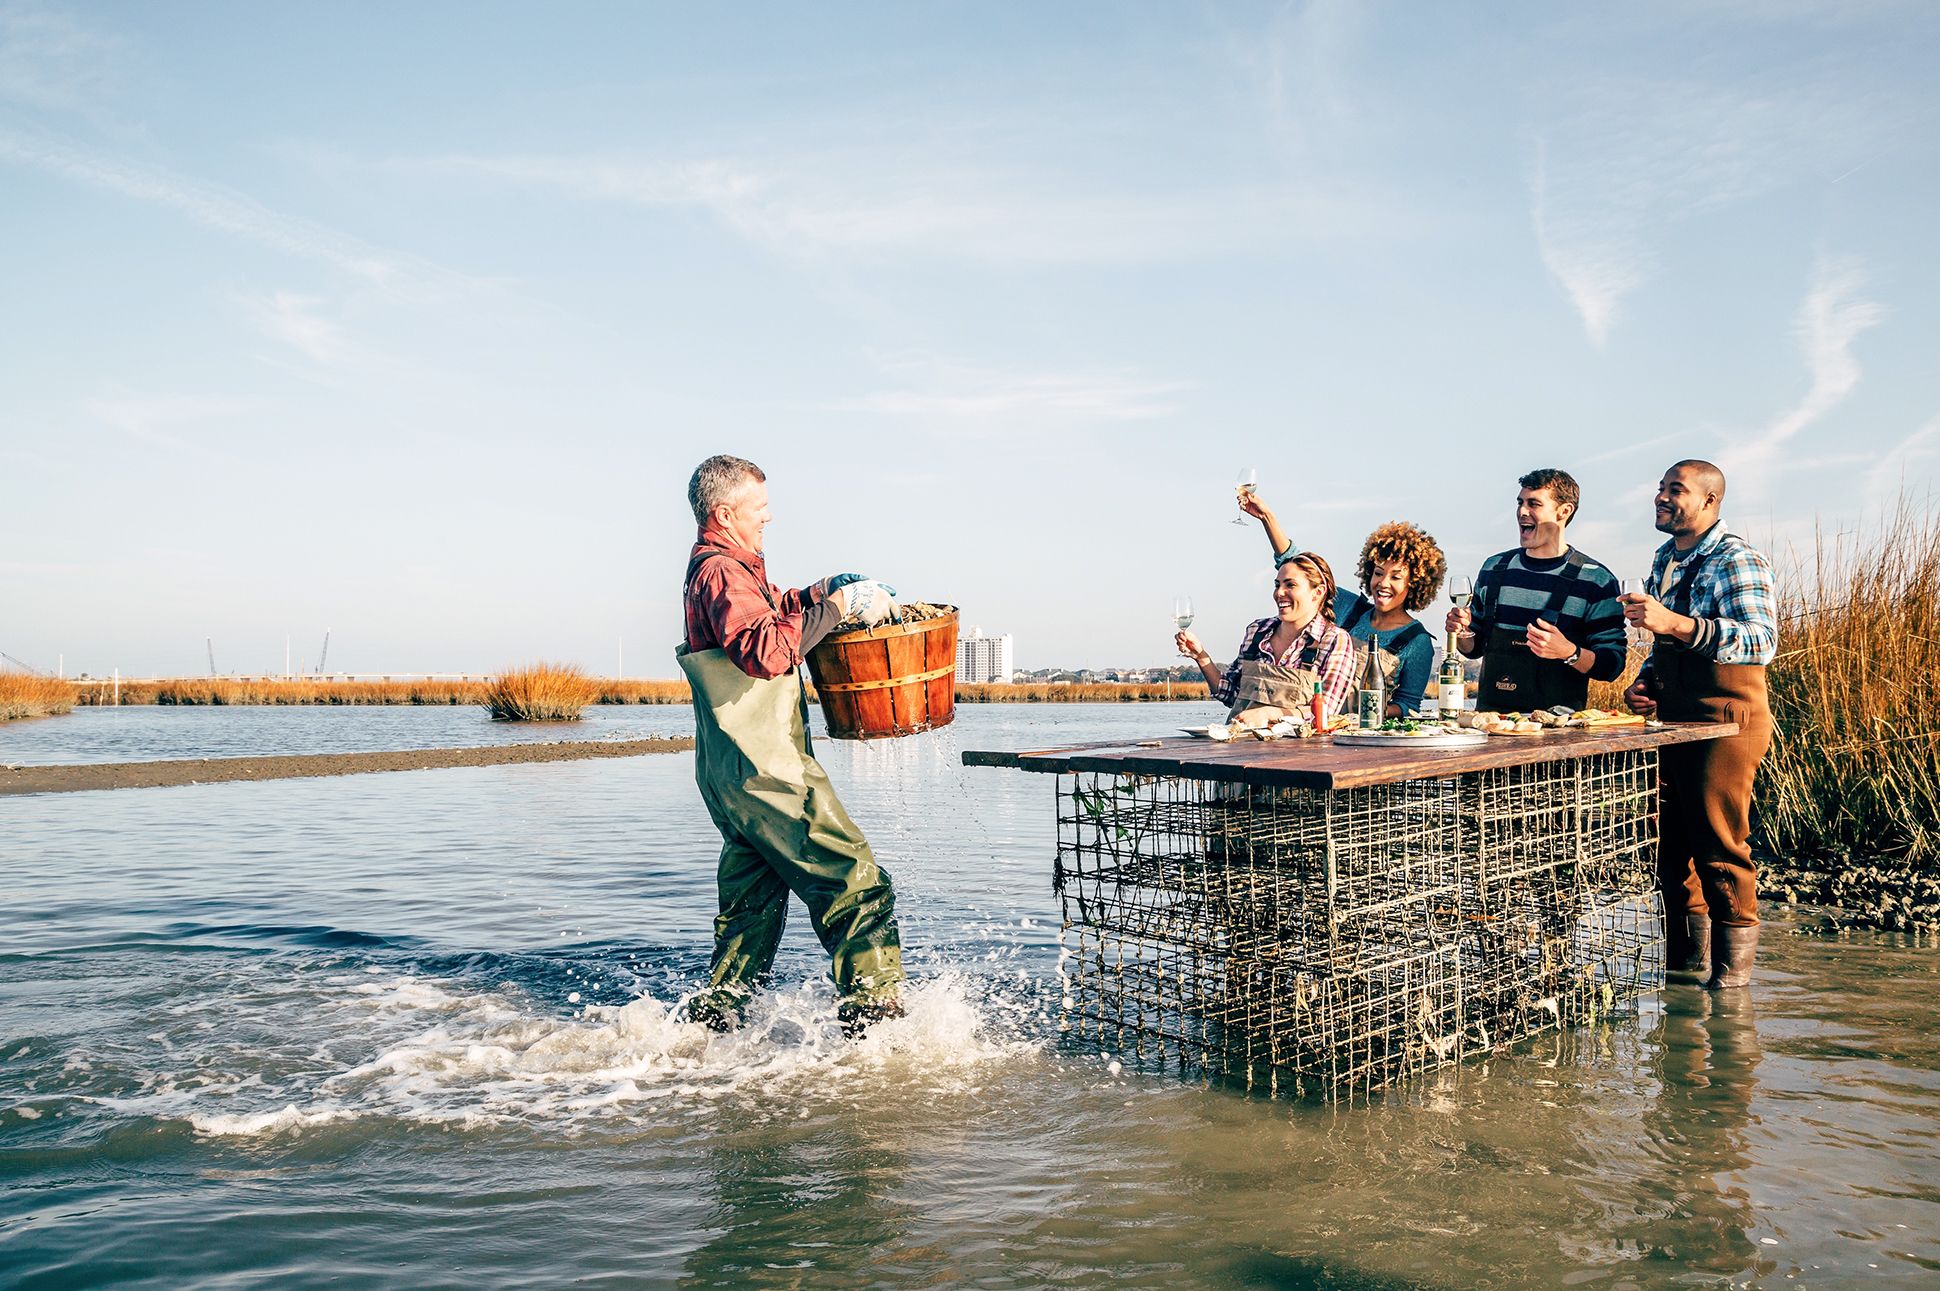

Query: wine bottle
[[1357, 633, 1385, 729], [1439, 636, 1466, 717]]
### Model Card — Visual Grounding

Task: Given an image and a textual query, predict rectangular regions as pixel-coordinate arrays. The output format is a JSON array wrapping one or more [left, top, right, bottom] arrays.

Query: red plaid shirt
[[683, 523, 827, 680], [1214, 614, 1359, 720]]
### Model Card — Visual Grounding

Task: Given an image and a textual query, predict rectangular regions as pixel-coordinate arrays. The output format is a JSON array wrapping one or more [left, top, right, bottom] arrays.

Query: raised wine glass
[[1448, 575, 1474, 611], [1231, 467, 1257, 525], [1620, 577, 1652, 649], [1172, 597, 1194, 631]]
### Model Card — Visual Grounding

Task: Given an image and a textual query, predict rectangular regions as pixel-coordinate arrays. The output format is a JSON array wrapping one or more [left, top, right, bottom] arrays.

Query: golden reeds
[[1759, 499, 1940, 868], [0, 670, 75, 721], [484, 662, 601, 721]]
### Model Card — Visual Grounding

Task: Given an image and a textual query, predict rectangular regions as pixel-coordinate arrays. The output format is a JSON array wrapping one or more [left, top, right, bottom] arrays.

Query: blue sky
[[3, 1, 1935, 677]]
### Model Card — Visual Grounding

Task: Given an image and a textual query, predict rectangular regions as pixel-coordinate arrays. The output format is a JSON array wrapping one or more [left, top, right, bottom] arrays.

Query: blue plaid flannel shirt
[[1641, 521, 1777, 676]]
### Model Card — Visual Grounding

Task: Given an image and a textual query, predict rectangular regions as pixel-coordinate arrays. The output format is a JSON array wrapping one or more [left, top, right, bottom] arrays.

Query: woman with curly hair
[[1238, 491, 1448, 719]]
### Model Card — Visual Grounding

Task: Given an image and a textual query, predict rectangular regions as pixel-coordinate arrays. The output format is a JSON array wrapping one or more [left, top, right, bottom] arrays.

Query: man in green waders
[[676, 454, 907, 1036]]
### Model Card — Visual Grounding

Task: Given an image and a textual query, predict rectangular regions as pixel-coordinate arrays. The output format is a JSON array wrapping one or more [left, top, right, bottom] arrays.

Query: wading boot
[[1704, 923, 1760, 991], [1667, 912, 1713, 980], [838, 995, 906, 1039], [680, 991, 746, 1034]]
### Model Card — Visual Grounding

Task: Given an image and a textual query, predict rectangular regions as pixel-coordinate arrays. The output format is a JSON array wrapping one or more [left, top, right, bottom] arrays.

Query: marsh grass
[[1760, 501, 1940, 866], [0, 670, 75, 720], [485, 662, 601, 721]]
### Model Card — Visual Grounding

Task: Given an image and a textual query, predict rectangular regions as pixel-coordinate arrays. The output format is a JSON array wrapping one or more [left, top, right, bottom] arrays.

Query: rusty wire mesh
[[1053, 750, 1662, 1097]]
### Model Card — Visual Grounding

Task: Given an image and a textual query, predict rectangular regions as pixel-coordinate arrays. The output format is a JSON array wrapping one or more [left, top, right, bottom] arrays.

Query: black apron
[[1477, 552, 1592, 713]]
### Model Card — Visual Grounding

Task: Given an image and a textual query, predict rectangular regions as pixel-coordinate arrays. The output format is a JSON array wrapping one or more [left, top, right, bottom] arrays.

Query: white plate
[[1179, 726, 1212, 739], [1331, 729, 1489, 749]]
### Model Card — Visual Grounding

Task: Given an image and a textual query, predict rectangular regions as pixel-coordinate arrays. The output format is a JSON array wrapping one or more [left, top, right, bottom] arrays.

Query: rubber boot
[[1667, 912, 1713, 979], [1704, 923, 1760, 991], [838, 994, 906, 1039]]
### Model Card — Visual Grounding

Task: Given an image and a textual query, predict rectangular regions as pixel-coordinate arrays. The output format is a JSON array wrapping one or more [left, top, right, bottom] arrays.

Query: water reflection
[[1619, 987, 1767, 1281], [680, 1113, 918, 1288]]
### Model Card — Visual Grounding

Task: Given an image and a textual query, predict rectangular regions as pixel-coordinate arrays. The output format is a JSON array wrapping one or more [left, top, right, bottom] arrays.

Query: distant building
[[956, 626, 1014, 684]]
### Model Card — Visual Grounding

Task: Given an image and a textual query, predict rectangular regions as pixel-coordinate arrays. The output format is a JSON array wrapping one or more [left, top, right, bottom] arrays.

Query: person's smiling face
[[718, 479, 772, 552], [1516, 486, 1572, 552], [1274, 563, 1323, 626], [1366, 558, 1410, 614], [1654, 466, 1717, 538]]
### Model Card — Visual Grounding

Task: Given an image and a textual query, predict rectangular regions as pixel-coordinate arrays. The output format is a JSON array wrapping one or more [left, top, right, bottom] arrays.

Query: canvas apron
[[1224, 641, 1324, 723], [1650, 540, 1774, 928], [1478, 552, 1592, 712], [677, 557, 902, 1007]]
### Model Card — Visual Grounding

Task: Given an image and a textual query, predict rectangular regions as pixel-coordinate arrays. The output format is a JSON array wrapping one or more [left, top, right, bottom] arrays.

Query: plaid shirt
[[1641, 520, 1777, 672], [1214, 614, 1359, 719], [683, 523, 827, 680]]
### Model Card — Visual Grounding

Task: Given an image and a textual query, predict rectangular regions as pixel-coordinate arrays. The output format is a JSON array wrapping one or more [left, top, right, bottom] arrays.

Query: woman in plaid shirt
[[1174, 551, 1359, 728], [1622, 460, 1778, 991]]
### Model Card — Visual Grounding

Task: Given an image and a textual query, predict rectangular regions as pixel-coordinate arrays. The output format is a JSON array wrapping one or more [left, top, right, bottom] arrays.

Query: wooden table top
[[962, 721, 1738, 791]]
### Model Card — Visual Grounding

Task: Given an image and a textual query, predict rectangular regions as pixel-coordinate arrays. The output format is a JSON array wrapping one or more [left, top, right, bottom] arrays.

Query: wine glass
[[1172, 597, 1194, 631], [1620, 577, 1652, 649], [1231, 467, 1257, 525], [1448, 575, 1474, 610]]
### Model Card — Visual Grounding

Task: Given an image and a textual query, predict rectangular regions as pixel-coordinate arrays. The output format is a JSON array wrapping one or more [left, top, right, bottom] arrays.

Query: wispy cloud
[[85, 393, 246, 459], [1864, 414, 1940, 504], [400, 150, 1390, 266], [0, 3, 120, 117], [1580, 430, 1686, 466], [1735, 254, 1884, 468], [830, 355, 1186, 424], [1529, 80, 1867, 346], [0, 129, 469, 293], [242, 291, 355, 365]]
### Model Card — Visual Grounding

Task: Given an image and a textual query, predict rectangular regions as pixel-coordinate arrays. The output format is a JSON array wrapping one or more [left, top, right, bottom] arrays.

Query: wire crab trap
[[1052, 749, 1663, 1098]]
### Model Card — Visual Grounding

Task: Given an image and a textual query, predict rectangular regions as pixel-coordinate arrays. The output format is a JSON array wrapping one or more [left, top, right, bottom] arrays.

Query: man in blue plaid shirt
[[1621, 460, 1777, 991]]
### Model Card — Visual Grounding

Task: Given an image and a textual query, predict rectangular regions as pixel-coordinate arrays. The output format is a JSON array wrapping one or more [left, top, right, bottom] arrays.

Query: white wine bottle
[[1357, 633, 1385, 729], [1439, 638, 1466, 717]]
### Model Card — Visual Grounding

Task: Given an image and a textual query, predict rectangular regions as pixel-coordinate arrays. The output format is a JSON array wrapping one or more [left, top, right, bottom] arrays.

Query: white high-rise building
[[956, 626, 1014, 684]]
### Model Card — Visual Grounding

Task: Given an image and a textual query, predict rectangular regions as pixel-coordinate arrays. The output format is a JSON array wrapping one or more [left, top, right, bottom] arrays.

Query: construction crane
[[1, 651, 47, 675], [207, 638, 217, 677], [315, 630, 330, 677]]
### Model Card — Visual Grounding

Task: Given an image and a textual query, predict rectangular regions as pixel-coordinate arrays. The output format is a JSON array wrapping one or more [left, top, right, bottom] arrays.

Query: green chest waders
[[675, 641, 903, 1018]]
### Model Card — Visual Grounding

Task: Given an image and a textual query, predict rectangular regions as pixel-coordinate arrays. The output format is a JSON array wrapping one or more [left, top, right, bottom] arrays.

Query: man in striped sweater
[[1445, 467, 1628, 713]]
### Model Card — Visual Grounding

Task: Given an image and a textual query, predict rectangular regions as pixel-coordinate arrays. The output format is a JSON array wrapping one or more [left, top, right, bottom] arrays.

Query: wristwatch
[[1564, 647, 1582, 668]]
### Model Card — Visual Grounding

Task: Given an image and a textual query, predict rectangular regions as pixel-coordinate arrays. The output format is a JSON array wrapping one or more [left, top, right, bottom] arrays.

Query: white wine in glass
[[1620, 577, 1652, 648], [1448, 575, 1474, 611], [1231, 467, 1257, 525], [1172, 597, 1195, 631]]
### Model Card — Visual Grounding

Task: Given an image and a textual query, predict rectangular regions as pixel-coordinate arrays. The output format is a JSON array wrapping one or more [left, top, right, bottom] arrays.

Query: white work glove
[[832, 578, 900, 628]]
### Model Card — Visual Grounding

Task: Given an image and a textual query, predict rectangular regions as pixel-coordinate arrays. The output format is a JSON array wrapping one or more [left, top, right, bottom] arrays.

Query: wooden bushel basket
[[805, 607, 958, 740]]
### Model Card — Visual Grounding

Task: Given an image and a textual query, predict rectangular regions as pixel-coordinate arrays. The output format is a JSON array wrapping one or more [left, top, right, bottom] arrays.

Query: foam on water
[[181, 969, 1038, 1138]]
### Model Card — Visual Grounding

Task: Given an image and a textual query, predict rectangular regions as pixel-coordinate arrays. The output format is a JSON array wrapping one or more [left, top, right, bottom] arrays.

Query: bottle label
[[1440, 676, 1465, 713], [1358, 689, 1384, 728]]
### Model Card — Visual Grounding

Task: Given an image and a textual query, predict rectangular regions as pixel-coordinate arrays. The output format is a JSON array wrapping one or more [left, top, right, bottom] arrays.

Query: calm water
[[4, 705, 1938, 1288], [0, 702, 698, 765]]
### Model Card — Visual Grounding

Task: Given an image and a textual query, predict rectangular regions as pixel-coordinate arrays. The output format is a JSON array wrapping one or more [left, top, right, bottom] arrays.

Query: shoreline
[[1, 736, 694, 795]]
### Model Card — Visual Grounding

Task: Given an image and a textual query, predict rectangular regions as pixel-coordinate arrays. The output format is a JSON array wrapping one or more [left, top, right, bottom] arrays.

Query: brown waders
[[676, 644, 904, 1028], [1652, 647, 1772, 988]]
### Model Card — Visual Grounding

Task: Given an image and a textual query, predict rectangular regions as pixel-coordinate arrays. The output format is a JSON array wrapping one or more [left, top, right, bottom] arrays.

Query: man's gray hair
[[688, 455, 765, 524]]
